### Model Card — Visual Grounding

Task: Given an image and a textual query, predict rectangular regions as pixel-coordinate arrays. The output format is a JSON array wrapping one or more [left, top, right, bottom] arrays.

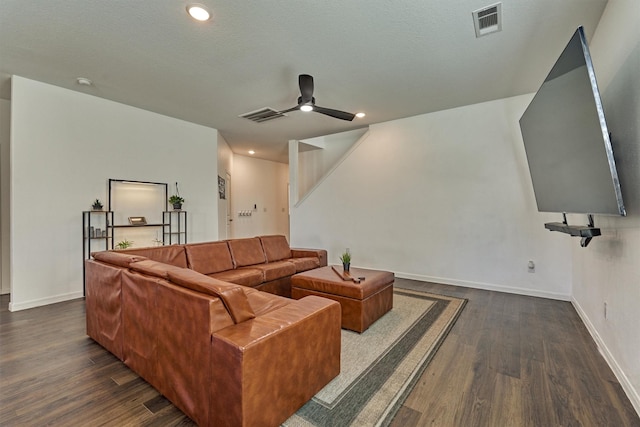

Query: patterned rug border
[[284, 288, 467, 427]]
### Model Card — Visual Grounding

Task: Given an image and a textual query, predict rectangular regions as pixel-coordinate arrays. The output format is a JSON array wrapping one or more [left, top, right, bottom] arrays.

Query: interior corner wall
[[231, 155, 289, 241], [217, 133, 233, 239], [9, 76, 219, 311], [0, 99, 10, 295], [290, 95, 573, 300], [297, 128, 367, 199], [570, 0, 640, 413]]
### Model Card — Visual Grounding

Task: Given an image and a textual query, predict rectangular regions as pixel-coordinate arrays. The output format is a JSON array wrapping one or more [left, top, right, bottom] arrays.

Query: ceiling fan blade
[[278, 105, 300, 114], [279, 105, 300, 114], [313, 105, 356, 121], [299, 74, 314, 103]]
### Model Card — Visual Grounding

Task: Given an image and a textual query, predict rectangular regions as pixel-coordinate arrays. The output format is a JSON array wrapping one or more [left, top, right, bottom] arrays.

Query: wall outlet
[[528, 260, 535, 273]]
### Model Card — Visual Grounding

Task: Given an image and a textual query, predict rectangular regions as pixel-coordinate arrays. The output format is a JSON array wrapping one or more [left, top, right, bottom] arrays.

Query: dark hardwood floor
[[1, 279, 638, 426], [391, 280, 639, 427]]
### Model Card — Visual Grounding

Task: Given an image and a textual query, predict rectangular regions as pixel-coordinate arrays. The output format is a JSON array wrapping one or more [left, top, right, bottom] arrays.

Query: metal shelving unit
[[82, 210, 114, 295], [163, 210, 187, 244], [82, 180, 189, 292]]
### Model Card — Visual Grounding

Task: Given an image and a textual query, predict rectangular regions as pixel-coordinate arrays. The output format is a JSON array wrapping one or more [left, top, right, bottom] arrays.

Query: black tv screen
[[519, 26, 625, 216]]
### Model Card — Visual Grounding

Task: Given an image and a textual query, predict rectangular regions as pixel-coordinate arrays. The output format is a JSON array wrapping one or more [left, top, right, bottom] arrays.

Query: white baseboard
[[394, 271, 571, 301], [8, 291, 84, 312], [571, 298, 640, 417]]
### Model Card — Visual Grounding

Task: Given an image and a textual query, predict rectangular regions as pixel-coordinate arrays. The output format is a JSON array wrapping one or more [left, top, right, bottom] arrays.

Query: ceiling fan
[[280, 74, 356, 121]]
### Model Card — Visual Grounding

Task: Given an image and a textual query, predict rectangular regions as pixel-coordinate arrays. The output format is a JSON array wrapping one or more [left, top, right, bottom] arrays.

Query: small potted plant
[[340, 251, 351, 272], [169, 195, 184, 210], [115, 239, 133, 250], [91, 199, 104, 211]]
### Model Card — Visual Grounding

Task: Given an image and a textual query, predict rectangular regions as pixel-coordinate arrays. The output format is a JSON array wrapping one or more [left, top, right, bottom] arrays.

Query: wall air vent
[[472, 3, 502, 38], [239, 107, 287, 123]]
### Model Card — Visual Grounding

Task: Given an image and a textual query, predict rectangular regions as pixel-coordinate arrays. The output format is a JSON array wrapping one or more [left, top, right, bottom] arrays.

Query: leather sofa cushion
[[228, 238, 266, 267], [249, 261, 296, 282], [167, 269, 256, 324], [259, 235, 292, 262], [243, 288, 292, 316], [92, 251, 148, 268], [210, 268, 264, 288], [120, 245, 188, 268], [289, 257, 321, 273], [129, 260, 185, 279], [185, 241, 234, 274], [292, 249, 328, 267]]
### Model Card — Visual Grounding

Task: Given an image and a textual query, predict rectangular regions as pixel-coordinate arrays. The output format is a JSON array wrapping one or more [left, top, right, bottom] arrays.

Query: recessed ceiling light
[[300, 105, 313, 112], [248, 150, 255, 155], [355, 112, 366, 118], [186, 4, 211, 21], [76, 77, 92, 86]]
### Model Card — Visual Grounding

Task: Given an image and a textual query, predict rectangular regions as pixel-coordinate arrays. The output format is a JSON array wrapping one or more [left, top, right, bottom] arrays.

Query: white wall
[[0, 99, 10, 294], [9, 76, 219, 311], [232, 154, 289, 241], [291, 95, 573, 300], [571, 0, 640, 414]]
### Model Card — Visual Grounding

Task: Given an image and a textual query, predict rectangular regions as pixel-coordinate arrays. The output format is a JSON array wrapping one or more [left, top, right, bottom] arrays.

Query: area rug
[[283, 288, 467, 427]]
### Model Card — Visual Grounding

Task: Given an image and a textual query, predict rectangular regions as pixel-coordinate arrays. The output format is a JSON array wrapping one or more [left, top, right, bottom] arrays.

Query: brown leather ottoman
[[291, 266, 394, 333]]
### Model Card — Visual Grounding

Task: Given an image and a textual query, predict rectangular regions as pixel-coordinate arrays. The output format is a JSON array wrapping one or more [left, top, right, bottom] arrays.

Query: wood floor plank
[[488, 373, 522, 426], [521, 357, 557, 426]]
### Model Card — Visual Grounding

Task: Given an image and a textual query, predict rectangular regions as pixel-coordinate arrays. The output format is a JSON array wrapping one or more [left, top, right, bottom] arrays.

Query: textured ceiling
[[0, 1, 608, 163]]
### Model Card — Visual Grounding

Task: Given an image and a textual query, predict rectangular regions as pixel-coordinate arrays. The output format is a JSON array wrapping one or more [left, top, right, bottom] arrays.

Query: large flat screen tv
[[519, 26, 626, 217]]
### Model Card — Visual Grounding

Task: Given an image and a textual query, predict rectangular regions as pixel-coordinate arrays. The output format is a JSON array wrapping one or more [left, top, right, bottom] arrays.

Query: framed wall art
[[218, 175, 226, 200]]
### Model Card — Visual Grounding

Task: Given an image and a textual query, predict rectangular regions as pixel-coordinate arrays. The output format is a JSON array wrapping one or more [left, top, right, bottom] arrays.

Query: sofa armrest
[[210, 296, 341, 427], [85, 259, 124, 360], [291, 248, 328, 267]]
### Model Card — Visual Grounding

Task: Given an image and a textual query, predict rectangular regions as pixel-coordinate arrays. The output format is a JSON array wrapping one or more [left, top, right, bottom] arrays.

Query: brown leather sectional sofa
[[85, 235, 340, 426]]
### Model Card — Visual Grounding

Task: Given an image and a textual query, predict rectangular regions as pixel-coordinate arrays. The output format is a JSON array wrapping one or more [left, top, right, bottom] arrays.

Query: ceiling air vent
[[239, 107, 287, 123], [472, 3, 502, 38]]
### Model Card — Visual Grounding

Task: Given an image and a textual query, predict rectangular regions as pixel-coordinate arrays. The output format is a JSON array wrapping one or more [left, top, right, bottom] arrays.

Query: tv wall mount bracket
[[544, 213, 601, 248]]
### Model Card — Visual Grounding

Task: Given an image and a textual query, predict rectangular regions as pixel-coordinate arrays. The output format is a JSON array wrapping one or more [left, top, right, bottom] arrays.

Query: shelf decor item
[[128, 216, 147, 226], [340, 249, 351, 272], [115, 239, 133, 250], [169, 195, 184, 210], [92, 199, 103, 211], [169, 181, 184, 210]]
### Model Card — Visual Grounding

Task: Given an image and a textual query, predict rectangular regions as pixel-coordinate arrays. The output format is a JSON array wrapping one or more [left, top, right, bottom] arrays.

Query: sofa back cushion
[[120, 245, 188, 268], [167, 268, 255, 324], [259, 235, 292, 262], [227, 237, 266, 268], [128, 259, 185, 279], [185, 241, 234, 275], [92, 251, 148, 268]]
